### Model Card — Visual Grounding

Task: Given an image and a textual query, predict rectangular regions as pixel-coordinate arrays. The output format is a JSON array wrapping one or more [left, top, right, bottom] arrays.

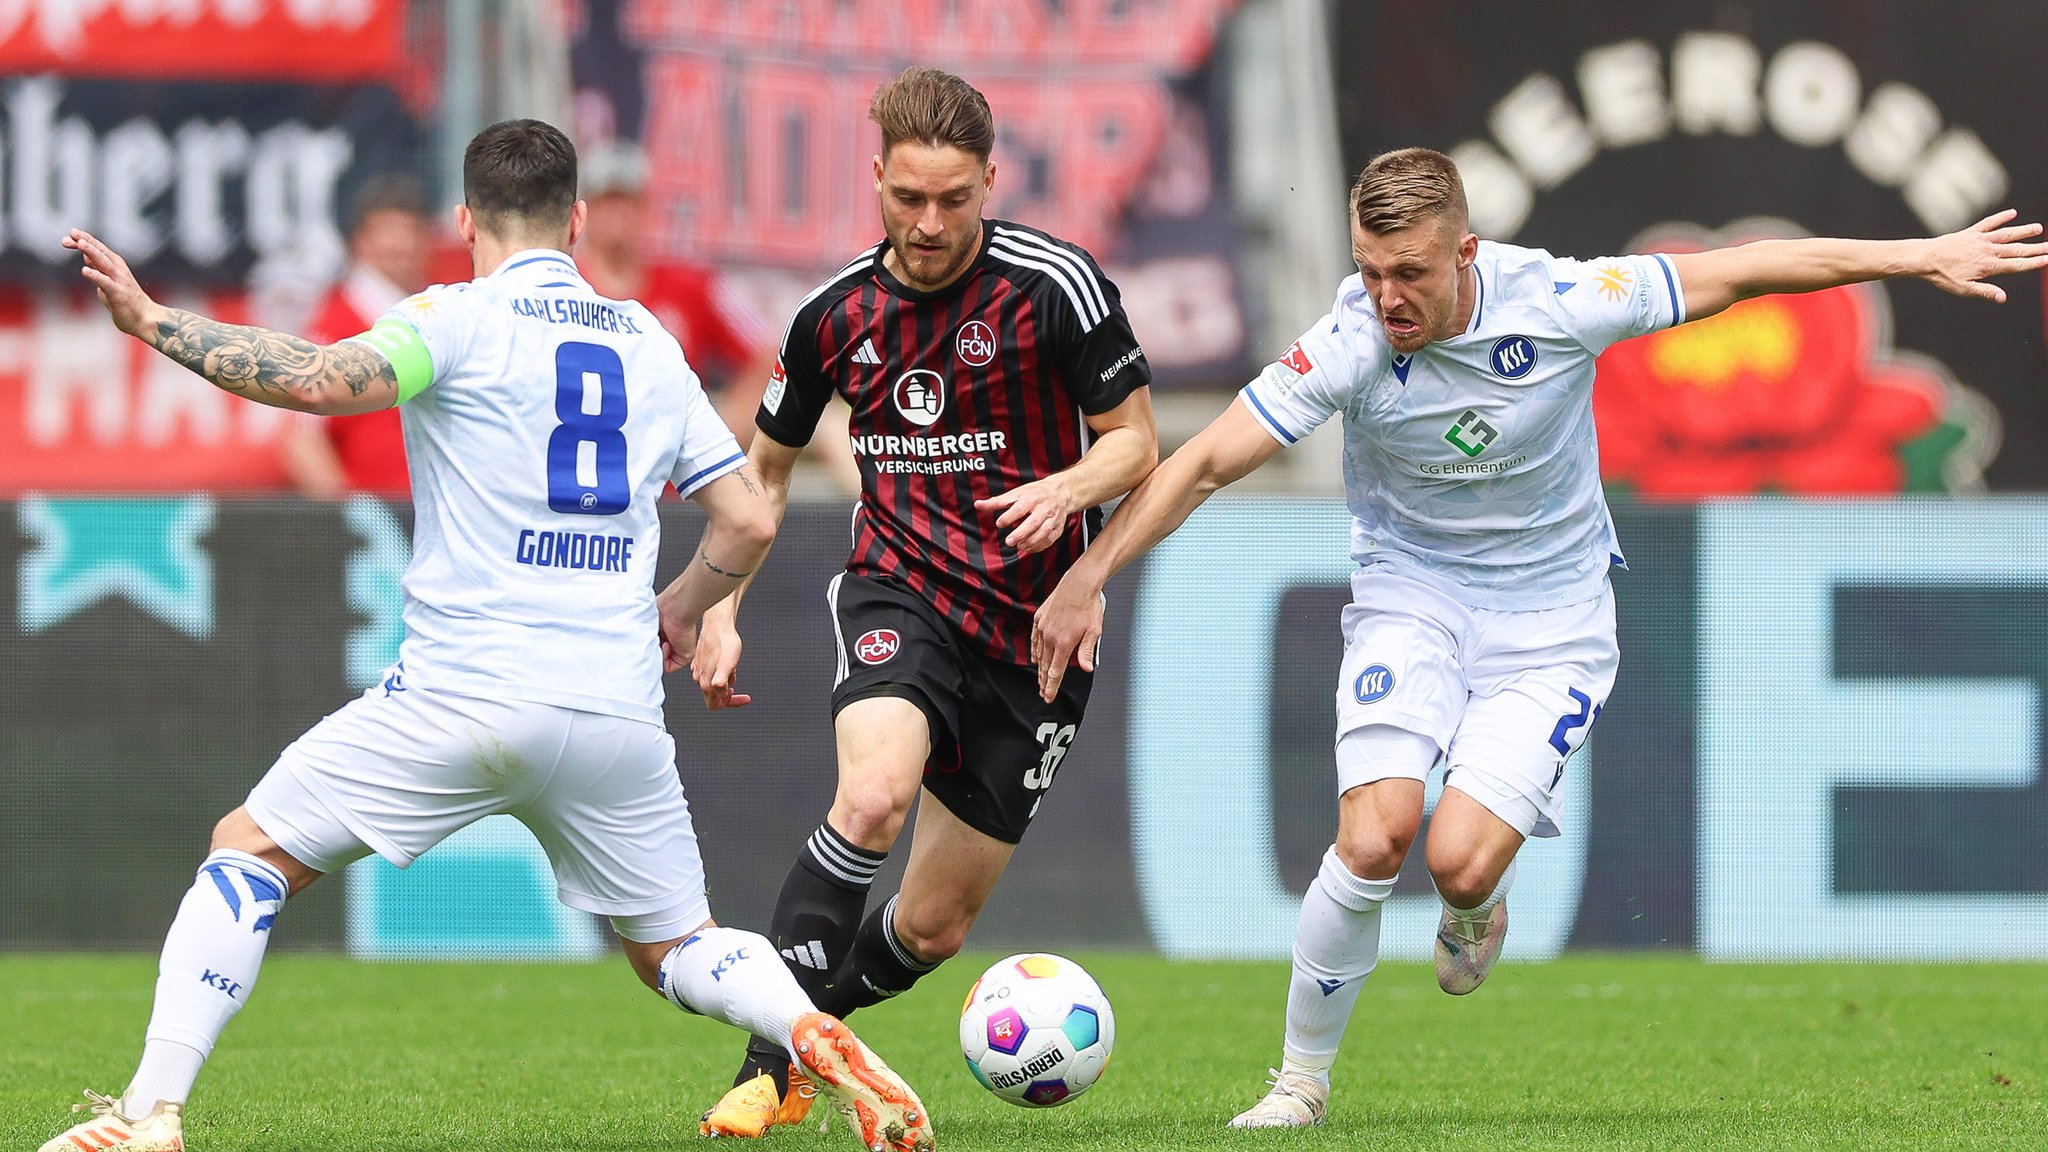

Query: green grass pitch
[[4, 953, 2042, 1150]]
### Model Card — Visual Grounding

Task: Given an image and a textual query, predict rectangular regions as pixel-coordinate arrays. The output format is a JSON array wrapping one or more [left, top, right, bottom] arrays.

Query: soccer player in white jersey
[[40, 120, 934, 1152], [1033, 147, 2048, 1130]]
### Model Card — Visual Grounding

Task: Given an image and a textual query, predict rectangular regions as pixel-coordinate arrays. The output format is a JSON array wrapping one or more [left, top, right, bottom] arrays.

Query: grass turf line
[[4, 953, 2042, 1150]]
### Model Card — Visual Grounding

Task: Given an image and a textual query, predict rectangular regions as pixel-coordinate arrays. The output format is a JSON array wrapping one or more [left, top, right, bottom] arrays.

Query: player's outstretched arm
[[976, 388, 1159, 555], [1669, 210, 2048, 322], [64, 228, 398, 415], [1032, 395, 1284, 701], [657, 464, 779, 691], [685, 434, 803, 708]]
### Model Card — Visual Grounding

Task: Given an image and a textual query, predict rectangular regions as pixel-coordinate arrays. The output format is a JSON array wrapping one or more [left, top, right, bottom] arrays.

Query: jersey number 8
[[548, 341, 630, 515]]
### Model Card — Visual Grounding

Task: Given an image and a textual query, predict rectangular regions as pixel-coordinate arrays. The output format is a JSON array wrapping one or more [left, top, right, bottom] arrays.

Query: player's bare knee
[[1333, 825, 1410, 879], [1428, 857, 1499, 910], [893, 909, 968, 963], [829, 781, 913, 849]]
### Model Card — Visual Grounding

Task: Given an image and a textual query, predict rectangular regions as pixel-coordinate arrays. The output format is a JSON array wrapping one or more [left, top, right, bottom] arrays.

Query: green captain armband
[[348, 319, 435, 404]]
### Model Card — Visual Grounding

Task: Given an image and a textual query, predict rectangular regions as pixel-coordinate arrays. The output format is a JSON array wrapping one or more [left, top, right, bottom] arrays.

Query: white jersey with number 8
[[352, 249, 744, 723]]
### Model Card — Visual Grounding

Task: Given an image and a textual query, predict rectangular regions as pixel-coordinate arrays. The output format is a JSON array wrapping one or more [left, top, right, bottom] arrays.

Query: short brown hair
[[868, 67, 995, 162], [1350, 147, 1469, 236], [463, 119, 577, 235]]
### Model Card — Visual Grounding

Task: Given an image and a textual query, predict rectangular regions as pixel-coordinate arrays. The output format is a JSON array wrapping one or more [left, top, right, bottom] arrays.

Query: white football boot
[[1228, 1068, 1328, 1129], [38, 1091, 184, 1152], [1435, 899, 1508, 995]]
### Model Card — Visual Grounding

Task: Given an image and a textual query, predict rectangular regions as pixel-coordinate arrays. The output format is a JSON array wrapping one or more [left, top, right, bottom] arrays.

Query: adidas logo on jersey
[[781, 941, 828, 970], [851, 338, 883, 366]]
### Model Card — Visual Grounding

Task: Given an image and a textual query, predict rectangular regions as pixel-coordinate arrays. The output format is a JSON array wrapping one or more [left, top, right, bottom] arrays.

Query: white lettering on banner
[[620, 0, 1233, 66], [23, 290, 126, 445], [1843, 83, 1941, 186], [1578, 39, 1668, 148], [1489, 73, 1597, 190], [1459, 33, 2007, 237], [1699, 503, 2048, 960], [14, 288, 286, 450], [0, 0, 376, 56], [1126, 502, 1587, 960], [174, 120, 251, 267], [0, 77, 351, 276], [101, 118, 176, 262]]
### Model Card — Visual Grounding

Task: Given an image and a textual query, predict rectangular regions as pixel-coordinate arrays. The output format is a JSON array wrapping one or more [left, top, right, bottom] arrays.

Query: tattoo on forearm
[[149, 309, 395, 405], [698, 546, 753, 579]]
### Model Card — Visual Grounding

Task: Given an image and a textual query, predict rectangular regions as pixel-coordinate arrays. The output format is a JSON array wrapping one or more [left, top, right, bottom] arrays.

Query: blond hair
[[869, 67, 995, 162], [1349, 147, 1469, 235]]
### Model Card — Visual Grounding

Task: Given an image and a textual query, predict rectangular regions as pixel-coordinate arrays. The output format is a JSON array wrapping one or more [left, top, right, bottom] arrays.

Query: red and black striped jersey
[[757, 219, 1150, 665]]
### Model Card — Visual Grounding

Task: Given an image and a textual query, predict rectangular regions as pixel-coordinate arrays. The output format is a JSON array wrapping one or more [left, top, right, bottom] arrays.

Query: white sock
[[658, 925, 812, 1060], [1444, 859, 1516, 920], [124, 850, 289, 1113], [1281, 846, 1396, 1084]]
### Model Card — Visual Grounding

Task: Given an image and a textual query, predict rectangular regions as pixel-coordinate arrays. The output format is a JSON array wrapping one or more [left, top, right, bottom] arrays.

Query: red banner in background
[[580, 0, 1253, 388], [0, 0, 404, 82], [0, 288, 295, 494]]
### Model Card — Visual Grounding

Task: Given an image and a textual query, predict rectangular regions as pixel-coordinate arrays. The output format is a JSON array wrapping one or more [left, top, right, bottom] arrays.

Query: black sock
[[734, 823, 887, 1091], [816, 894, 941, 1017]]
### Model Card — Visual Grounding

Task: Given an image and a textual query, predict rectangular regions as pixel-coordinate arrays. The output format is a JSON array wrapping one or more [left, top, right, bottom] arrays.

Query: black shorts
[[827, 573, 1092, 844]]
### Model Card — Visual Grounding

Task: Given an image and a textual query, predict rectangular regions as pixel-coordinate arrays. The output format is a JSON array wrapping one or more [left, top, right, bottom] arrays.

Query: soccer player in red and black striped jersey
[[692, 67, 1157, 1136]]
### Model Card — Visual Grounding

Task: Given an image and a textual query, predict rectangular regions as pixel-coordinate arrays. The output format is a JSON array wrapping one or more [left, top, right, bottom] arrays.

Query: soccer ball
[[958, 952, 1115, 1107]]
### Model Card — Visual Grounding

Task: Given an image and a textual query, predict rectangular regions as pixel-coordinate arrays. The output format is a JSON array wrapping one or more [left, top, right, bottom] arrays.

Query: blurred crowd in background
[[2, 0, 2044, 500]]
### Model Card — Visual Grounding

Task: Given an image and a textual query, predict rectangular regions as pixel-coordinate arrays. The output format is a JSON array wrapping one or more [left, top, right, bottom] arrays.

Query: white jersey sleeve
[[1239, 277, 1385, 445], [667, 354, 746, 497], [1547, 253, 1686, 355], [380, 284, 484, 397]]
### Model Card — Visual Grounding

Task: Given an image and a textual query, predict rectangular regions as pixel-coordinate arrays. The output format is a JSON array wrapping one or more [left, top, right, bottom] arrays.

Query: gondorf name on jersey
[[515, 528, 636, 572]]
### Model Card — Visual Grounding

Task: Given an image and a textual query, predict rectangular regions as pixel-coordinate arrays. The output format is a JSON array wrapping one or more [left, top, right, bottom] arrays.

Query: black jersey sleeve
[[754, 296, 837, 448], [1046, 244, 1150, 415]]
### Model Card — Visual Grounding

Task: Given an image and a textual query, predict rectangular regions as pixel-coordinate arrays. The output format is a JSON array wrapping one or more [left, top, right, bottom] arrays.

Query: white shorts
[[244, 680, 710, 940], [1334, 567, 1618, 838]]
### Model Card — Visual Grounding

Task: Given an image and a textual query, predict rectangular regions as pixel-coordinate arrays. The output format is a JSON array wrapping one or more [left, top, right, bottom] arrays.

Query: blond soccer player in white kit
[[42, 120, 933, 1152], [1032, 147, 2047, 1130]]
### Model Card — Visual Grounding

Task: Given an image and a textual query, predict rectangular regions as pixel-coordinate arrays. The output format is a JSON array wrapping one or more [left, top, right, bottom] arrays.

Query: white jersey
[[359, 249, 745, 722], [1242, 240, 1685, 610]]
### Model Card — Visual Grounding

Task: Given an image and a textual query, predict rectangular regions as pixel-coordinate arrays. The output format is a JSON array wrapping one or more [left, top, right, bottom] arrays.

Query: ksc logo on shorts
[[1354, 664, 1395, 703], [855, 628, 901, 665]]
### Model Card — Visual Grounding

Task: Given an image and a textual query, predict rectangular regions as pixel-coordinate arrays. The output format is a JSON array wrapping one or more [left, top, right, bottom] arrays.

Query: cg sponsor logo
[[1354, 664, 1395, 703], [1444, 409, 1501, 457], [892, 369, 945, 427], [957, 319, 997, 367], [855, 628, 902, 665], [1491, 334, 1537, 379]]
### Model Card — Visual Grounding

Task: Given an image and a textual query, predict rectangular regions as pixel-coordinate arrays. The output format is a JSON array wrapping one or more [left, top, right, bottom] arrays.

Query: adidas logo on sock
[[851, 338, 882, 366], [780, 940, 829, 970]]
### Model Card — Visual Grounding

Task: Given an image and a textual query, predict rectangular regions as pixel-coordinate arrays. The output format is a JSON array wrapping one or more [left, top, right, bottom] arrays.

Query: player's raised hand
[[1032, 576, 1103, 702], [977, 475, 1078, 555], [63, 228, 165, 338], [1921, 210, 2048, 302], [691, 609, 751, 709]]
